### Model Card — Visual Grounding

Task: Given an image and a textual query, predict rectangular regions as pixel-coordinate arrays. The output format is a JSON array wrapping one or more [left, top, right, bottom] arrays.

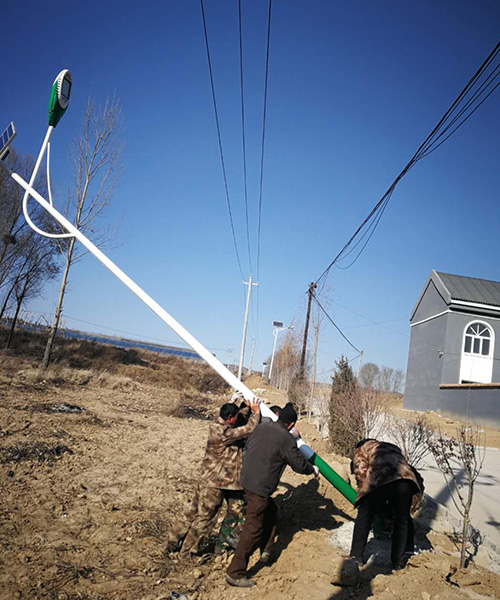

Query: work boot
[[225, 574, 256, 588]]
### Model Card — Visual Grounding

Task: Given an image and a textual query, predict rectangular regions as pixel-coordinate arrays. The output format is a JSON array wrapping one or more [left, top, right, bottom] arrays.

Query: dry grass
[[16, 366, 94, 387], [0, 325, 229, 396]]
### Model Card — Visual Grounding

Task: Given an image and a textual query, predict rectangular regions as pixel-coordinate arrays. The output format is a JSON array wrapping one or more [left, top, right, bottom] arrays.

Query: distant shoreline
[[1, 318, 203, 361]]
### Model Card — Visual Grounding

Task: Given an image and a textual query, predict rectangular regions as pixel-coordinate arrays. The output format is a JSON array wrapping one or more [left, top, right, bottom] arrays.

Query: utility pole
[[227, 348, 233, 371], [300, 282, 316, 368], [308, 322, 320, 423], [248, 338, 257, 375], [356, 349, 364, 380], [238, 275, 258, 380]]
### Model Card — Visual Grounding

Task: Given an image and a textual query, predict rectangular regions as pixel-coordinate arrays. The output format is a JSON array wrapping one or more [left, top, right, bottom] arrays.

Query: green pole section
[[312, 453, 357, 505]]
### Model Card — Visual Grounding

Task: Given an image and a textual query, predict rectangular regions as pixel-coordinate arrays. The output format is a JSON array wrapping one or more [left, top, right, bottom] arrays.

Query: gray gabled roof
[[435, 271, 500, 308]]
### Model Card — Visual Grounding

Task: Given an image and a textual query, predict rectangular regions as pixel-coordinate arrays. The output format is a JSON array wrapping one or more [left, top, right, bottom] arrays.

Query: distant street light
[[268, 322, 293, 383]]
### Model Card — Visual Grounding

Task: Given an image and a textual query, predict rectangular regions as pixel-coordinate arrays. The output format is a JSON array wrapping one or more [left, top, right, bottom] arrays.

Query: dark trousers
[[226, 490, 277, 579], [350, 479, 416, 567]]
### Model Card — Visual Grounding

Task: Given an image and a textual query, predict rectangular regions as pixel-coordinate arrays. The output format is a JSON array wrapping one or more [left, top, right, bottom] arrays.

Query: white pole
[[238, 274, 253, 381], [357, 349, 364, 381], [268, 327, 281, 383], [7, 168, 278, 421]]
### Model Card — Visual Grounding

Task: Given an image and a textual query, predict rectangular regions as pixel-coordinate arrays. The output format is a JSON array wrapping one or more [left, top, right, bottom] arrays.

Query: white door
[[459, 321, 494, 384]]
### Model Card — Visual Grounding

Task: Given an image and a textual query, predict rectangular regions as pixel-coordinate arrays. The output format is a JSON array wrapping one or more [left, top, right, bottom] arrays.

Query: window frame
[[462, 320, 494, 358]]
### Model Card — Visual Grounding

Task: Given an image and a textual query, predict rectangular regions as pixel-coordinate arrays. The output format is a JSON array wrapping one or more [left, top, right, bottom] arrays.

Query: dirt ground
[[1, 358, 500, 600]]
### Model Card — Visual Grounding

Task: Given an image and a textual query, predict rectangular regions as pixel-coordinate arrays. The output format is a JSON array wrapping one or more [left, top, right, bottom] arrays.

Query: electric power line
[[254, 0, 274, 345], [312, 294, 361, 353], [256, 0, 273, 281], [200, 0, 245, 279], [238, 0, 253, 274], [314, 40, 500, 285]]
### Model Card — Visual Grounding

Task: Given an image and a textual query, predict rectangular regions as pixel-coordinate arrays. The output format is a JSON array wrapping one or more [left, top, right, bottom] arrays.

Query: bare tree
[[427, 425, 485, 568], [41, 96, 123, 370], [360, 389, 390, 439], [359, 362, 380, 389], [390, 413, 432, 469], [392, 368, 405, 393], [5, 239, 59, 347], [312, 384, 331, 436], [378, 366, 394, 392], [0, 152, 45, 292], [269, 325, 302, 391]]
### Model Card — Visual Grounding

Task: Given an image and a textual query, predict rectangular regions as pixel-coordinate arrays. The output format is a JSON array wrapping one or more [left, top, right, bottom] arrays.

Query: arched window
[[463, 322, 492, 356], [460, 321, 494, 384]]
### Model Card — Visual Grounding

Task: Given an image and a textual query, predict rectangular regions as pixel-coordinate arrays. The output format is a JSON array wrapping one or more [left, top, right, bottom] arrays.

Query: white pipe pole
[[238, 274, 252, 381], [8, 170, 279, 421], [22, 126, 54, 236], [268, 328, 280, 383]]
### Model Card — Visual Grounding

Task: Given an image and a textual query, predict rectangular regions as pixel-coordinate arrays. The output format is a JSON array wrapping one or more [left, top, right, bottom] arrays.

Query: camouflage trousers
[[167, 484, 246, 556]]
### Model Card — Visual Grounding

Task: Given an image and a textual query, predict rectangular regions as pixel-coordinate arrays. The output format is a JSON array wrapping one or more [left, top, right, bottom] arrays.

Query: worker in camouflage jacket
[[349, 438, 424, 571], [166, 397, 261, 556]]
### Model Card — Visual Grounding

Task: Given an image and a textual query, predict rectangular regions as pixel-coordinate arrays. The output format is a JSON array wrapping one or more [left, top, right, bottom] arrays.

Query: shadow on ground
[[248, 478, 353, 577]]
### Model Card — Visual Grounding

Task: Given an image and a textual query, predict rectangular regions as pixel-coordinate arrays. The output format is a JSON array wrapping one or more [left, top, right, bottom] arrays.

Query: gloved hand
[[313, 465, 320, 478], [290, 427, 301, 440], [231, 391, 244, 403]]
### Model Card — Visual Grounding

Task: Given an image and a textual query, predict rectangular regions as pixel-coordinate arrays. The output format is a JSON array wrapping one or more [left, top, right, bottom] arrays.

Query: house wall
[[404, 312, 448, 412], [411, 280, 448, 323], [439, 388, 500, 426]]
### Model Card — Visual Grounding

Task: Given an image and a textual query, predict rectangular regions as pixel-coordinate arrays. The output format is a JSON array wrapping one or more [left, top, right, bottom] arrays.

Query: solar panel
[[0, 121, 16, 156]]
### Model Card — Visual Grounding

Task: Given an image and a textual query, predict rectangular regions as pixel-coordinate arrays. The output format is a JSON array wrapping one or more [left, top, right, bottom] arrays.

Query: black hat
[[279, 402, 297, 425]]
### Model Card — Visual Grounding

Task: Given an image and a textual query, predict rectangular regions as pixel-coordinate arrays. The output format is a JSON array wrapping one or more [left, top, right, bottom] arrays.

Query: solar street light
[[48, 70, 72, 127], [0, 122, 16, 161]]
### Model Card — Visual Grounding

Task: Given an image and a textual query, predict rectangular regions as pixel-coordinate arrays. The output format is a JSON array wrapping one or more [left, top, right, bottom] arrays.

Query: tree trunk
[[0, 282, 15, 321], [6, 286, 27, 348], [41, 239, 75, 370], [460, 507, 470, 568]]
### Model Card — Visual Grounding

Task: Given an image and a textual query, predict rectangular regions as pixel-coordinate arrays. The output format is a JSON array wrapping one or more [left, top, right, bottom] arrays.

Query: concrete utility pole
[[248, 338, 257, 375], [238, 275, 258, 380], [300, 282, 317, 368], [356, 349, 364, 380]]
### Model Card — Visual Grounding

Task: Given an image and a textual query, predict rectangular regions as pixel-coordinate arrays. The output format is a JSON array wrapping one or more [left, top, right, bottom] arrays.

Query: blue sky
[[3, 1, 500, 381]]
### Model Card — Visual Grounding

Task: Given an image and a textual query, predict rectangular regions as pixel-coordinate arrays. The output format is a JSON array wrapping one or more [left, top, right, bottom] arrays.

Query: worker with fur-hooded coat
[[349, 439, 423, 570]]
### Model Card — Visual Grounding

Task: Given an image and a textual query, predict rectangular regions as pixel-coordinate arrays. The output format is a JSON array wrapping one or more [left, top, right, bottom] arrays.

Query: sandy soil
[[1, 361, 499, 600]]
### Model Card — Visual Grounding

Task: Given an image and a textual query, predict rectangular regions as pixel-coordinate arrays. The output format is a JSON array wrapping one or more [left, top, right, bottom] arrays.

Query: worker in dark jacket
[[226, 403, 318, 588]]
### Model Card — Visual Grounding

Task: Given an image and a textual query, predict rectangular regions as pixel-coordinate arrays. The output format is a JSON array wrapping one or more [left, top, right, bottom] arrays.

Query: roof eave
[[410, 270, 452, 322]]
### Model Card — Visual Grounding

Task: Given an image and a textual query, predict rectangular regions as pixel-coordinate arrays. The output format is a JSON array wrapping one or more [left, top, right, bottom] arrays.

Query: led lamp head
[[48, 69, 72, 127]]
